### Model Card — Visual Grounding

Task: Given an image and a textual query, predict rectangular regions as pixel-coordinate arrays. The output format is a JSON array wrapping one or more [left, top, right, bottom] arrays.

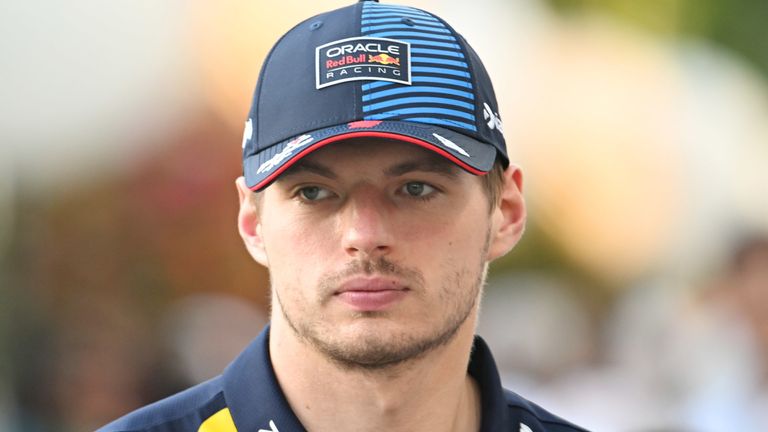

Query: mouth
[[333, 277, 410, 312]]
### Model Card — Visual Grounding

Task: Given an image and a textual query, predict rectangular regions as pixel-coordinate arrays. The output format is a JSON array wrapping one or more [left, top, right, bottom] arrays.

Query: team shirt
[[98, 325, 587, 432]]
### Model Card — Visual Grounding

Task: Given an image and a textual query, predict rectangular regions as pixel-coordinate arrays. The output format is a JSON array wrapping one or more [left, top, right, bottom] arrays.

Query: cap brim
[[244, 120, 498, 191]]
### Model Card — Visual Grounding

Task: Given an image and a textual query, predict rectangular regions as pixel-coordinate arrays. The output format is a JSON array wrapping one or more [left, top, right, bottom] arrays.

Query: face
[[241, 139, 516, 370]]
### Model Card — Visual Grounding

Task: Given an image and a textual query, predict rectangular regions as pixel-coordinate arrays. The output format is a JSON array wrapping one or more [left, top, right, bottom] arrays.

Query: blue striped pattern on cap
[[360, 2, 477, 132]]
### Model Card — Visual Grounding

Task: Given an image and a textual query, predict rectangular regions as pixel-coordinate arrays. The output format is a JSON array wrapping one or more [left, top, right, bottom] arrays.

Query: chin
[[322, 328, 440, 370], [312, 317, 464, 370]]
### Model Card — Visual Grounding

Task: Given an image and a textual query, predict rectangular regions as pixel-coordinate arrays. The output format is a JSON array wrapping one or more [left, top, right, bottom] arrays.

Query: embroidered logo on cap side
[[316, 37, 411, 89], [257, 134, 314, 174], [483, 102, 504, 134], [433, 133, 470, 157]]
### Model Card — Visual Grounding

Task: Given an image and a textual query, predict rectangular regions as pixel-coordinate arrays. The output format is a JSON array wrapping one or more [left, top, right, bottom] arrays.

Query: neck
[[269, 313, 482, 432]]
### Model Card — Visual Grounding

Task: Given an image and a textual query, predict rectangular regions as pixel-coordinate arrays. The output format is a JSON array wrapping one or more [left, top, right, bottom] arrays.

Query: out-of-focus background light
[[2, 0, 767, 430]]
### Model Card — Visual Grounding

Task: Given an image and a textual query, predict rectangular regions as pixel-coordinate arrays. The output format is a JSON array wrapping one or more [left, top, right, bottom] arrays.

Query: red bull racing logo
[[316, 37, 411, 89], [368, 53, 400, 66]]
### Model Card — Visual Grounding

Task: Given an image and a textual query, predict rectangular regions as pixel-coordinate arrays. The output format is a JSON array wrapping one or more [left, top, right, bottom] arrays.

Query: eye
[[401, 181, 436, 198], [297, 186, 333, 201]]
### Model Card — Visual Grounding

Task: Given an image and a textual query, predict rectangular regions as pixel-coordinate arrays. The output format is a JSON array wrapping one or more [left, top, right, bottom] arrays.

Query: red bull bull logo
[[368, 53, 400, 66]]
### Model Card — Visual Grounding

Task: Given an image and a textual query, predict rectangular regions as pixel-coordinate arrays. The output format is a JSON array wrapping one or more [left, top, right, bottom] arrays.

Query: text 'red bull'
[[326, 54, 367, 69]]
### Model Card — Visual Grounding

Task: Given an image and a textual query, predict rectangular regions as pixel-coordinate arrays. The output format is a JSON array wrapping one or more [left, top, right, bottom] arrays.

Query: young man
[[99, 1, 587, 431]]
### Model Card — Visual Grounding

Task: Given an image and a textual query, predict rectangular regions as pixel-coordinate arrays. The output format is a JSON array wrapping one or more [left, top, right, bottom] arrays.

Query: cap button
[[358, 0, 380, 2]]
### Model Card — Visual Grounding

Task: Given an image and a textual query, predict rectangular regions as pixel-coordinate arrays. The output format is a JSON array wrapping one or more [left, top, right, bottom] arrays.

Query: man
[[100, 1, 587, 431]]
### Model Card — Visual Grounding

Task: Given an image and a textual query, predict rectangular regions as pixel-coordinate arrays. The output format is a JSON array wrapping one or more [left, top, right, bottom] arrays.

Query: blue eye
[[402, 182, 435, 197], [298, 186, 332, 201]]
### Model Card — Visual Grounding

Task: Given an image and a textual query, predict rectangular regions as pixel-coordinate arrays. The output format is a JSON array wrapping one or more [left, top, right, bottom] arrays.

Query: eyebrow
[[280, 161, 338, 180], [384, 158, 459, 178]]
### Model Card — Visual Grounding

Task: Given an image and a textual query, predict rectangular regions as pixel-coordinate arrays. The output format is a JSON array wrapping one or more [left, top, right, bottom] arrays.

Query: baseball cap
[[242, 0, 507, 191]]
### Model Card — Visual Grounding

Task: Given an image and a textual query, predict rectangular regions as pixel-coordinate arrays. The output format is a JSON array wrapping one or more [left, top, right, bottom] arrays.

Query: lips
[[334, 277, 409, 312]]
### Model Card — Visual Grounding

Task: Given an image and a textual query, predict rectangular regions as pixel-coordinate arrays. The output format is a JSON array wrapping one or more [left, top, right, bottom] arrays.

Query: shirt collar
[[223, 325, 306, 432], [223, 325, 509, 431], [468, 335, 512, 431]]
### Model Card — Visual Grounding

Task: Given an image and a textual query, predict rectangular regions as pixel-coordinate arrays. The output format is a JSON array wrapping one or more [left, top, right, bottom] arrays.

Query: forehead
[[279, 138, 463, 179]]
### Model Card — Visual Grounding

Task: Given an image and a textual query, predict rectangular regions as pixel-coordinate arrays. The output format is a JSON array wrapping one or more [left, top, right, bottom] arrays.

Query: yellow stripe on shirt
[[198, 407, 238, 432]]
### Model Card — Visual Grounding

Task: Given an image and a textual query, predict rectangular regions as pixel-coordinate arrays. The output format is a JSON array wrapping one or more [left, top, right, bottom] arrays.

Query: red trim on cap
[[348, 120, 382, 129], [250, 131, 486, 191]]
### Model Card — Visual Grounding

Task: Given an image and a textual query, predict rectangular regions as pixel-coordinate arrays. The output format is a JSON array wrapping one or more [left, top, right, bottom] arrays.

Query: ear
[[487, 165, 526, 261], [235, 176, 269, 267]]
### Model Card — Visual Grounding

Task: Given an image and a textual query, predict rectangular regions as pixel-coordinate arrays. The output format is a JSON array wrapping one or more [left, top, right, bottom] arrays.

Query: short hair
[[480, 158, 507, 212]]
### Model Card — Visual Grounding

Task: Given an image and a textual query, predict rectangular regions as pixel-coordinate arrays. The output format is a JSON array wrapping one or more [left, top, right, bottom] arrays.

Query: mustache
[[318, 258, 425, 294]]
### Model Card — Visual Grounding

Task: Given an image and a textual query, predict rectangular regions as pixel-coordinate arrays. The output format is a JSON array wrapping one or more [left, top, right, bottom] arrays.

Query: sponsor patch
[[316, 37, 411, 89]]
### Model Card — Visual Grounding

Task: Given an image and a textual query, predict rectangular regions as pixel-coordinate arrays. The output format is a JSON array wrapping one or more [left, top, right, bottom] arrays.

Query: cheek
[[402, 206, 487, 249], [395, 210, 490, 276], [261, 213, 338, 280]]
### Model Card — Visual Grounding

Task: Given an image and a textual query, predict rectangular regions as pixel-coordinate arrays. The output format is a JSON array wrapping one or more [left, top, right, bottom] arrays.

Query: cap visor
[[244, 120, 498, 191]]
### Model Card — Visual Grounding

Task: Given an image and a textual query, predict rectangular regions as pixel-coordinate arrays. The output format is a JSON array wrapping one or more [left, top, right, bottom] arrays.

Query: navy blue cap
[[242, 0, 507, 191]]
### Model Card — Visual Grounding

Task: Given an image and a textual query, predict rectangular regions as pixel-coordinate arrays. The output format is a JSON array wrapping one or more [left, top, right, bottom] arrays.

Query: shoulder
[[97, 375, 227, 432], [504, 389, 590, 432]]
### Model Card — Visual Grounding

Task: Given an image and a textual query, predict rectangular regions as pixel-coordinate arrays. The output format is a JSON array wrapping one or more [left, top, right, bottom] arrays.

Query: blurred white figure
[[479, 273, 592, 382], [478, 273, 606, 429], [164, 293, 267, 384], [551, 280, 691, 431], [601, 235, 768, 432], [675, 235, 768, 431]]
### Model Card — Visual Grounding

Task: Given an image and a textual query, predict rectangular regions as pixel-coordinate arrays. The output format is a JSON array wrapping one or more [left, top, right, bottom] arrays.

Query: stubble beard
[[274, 230, 492, 372]]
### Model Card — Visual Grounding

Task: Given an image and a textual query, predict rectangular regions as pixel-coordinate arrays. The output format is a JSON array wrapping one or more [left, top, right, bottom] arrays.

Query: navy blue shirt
[[98, 326, 587, 431]]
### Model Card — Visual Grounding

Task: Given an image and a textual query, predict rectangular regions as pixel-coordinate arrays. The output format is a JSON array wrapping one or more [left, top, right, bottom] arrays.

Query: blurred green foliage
[[544, 0, 768, 76], [490, 221, 614, 310]]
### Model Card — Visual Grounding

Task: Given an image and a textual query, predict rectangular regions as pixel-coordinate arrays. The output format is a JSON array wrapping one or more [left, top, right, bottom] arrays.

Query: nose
[[340, 190, 394, 259]]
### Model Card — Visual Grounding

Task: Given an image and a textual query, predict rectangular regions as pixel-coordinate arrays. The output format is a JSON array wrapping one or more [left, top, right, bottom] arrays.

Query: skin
[[236, 138, 525, 432]]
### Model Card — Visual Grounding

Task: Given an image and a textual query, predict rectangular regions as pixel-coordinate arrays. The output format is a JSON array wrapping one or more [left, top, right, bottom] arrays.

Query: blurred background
[[2, 0, 767, 430]]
